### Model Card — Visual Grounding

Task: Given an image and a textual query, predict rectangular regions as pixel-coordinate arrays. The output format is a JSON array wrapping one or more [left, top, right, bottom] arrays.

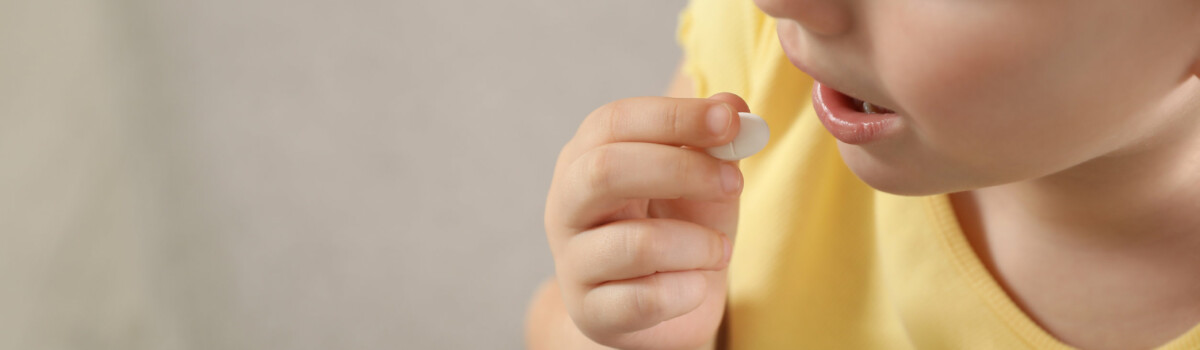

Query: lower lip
[[812, 82, 902, 145]]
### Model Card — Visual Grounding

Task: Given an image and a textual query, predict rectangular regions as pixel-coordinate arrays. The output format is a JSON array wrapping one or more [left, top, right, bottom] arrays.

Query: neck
[[963, 81, 1200, 246], [946, 79, 1200, 350]]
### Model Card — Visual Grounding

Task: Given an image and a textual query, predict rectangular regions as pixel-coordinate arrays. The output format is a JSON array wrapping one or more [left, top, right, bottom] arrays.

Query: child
[[527, 0, 1200, 348]]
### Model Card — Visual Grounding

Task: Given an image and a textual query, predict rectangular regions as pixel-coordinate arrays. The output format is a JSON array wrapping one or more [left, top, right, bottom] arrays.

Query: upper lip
[[810, 71, 899, 114], [784, 51, 900, 113]]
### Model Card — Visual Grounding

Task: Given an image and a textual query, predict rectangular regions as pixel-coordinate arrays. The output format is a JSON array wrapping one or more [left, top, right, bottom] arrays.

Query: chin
[[836, 143, 966, 197]]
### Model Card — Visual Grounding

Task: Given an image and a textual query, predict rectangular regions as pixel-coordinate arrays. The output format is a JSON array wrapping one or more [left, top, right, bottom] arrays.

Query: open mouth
[[812, 81, 903, 145], [847, 96, 896, 115]]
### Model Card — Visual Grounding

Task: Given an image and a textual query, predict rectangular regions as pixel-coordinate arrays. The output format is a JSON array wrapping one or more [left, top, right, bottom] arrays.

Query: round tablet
[[705, 112, 770, 161]]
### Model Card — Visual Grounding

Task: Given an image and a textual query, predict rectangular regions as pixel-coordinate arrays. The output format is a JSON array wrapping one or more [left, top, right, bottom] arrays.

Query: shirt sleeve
[[675, 0, 770, 99]]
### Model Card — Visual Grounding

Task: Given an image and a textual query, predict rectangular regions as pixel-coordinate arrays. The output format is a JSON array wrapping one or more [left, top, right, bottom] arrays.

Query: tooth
[[863, 102, 877, 114]]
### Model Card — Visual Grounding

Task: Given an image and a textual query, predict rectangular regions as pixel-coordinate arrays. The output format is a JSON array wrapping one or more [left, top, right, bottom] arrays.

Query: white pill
[[706, 112, 770, 161]]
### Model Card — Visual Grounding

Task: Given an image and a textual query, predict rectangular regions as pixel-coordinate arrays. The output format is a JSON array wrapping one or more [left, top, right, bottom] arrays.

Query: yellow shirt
[[675, 1, 1200, 348]]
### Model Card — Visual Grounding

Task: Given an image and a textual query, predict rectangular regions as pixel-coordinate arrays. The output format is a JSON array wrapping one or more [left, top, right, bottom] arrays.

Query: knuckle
[[582, 146, 617, 194], [631, 275, 662, 321], [590, 99, 621, 127], [603, 99, 630, 141], [665, 102, 683, 140], [582, 100, 623, 144], [674, 151, 701, 191], [621, 224, 657, 270]]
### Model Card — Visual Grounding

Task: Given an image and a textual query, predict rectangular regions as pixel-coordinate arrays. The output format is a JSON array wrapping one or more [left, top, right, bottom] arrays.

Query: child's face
[[761, 0, 1200, 195]]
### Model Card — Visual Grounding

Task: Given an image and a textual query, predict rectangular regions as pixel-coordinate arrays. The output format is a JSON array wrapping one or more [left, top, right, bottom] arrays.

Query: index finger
[[560, 96, 741, 163]]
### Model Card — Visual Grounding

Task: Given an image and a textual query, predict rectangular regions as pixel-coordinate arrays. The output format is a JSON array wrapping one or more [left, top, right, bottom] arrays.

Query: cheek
[[834, 0, 1199, 195], [872, 2, 1122, 175]]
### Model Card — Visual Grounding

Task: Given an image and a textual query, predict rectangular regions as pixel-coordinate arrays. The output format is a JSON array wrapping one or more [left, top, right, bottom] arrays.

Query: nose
[[754, 0, 852, 36]]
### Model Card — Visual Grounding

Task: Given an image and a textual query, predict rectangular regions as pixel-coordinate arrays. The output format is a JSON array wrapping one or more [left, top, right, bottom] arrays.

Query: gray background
[[0, 0, 686, 349]]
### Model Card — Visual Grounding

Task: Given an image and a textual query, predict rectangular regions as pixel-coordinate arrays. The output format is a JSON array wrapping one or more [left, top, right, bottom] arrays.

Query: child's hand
[[544, 93, 749, 350]]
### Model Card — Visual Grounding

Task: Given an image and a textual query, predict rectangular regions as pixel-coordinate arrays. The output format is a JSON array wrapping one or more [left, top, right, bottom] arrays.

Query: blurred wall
[[0, 0, 686, 349]]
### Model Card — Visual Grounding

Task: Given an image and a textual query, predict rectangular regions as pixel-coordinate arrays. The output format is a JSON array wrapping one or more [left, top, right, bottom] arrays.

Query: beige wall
[[0, 0, 686, 348]]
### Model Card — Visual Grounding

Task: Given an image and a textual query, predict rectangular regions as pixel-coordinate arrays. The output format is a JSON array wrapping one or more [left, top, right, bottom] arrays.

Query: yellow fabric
[[675, 1, 1200, 349]]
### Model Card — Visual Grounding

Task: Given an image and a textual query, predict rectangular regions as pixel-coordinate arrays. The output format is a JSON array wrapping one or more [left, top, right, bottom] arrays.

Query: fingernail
[[707, 105, 731, 137], [719, 163, 742, 194]]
